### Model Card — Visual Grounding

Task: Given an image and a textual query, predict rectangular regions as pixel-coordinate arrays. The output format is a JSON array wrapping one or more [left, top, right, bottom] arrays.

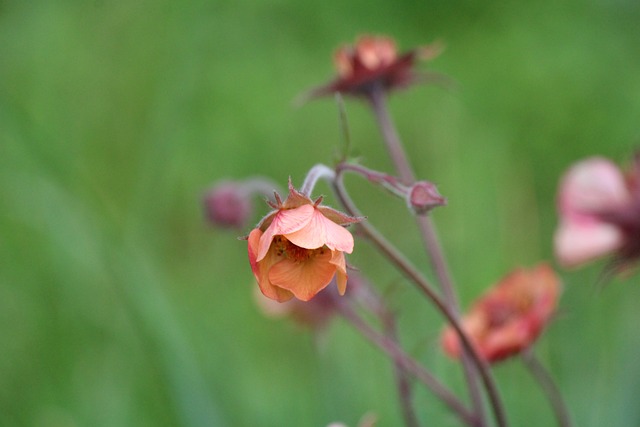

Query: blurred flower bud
[[407, 181, 446, 214], [203, 181, 253, 229]]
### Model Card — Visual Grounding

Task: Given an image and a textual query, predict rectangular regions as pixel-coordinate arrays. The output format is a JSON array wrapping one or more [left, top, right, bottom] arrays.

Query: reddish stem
[[366, 83, 488, 426], [333, 173, 506, 427]]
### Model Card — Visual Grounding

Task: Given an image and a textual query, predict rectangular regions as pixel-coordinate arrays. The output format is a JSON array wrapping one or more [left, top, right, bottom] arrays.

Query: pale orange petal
[[330, 251, 347, 295], [268, 251, 337, 301], [285, 208, 354, 253], [247, 229, 263, 279], [256, 204, 315, 262], [248, 229, 294, 302]]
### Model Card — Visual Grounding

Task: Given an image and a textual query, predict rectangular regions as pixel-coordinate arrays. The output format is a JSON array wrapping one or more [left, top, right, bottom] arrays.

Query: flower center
[[273, 236, 326, 262]]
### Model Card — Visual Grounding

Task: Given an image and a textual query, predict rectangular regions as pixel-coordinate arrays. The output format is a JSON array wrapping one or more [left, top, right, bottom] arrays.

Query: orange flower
[[441, 264, 560, 363], [247, 181, 360, 302], [302, 34, 443, 100]]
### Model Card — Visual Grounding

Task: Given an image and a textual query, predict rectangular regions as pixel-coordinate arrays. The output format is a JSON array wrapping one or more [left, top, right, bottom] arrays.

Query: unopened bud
[[407, 181, 446, 214], [203, 182, 253, 229]]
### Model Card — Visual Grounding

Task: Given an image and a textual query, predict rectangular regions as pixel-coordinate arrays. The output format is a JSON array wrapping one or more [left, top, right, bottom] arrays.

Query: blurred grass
[[2, 0, 640, 425]]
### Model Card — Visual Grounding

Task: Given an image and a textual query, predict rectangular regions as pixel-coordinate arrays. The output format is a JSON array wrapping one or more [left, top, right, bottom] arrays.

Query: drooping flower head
[[441, 263, 561, 363], [554, 154, 640, 271], [247, 180, 361, 302], [300, 34, 443, 101]]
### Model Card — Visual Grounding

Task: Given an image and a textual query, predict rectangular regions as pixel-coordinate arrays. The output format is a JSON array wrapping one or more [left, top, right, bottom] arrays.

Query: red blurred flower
[[441, 264, 560, 363], [247, 181, 361, 302], [555, 155, 640, 271], [302, 34, 443, 100]]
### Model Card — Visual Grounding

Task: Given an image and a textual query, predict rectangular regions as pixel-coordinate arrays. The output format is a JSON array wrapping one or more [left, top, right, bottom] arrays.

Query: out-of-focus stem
[[352, 279, 420, 427], [388, 320, 421, 427], [333, 295, 475, 426], [366, 83, 487, 426], [241, 176, 284, 199], [522, 350, 573, 427], [333, 173, 507, 427]]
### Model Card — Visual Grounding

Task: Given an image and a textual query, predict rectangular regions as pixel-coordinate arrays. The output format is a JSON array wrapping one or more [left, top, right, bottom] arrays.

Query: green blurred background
[[2, 0, 640, 425]]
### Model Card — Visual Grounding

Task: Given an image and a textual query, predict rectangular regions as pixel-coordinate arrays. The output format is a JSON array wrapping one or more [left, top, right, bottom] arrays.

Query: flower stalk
[[332, 294, 476, 426], [366, 83, 488, 427], [333, 171, 507, 427]]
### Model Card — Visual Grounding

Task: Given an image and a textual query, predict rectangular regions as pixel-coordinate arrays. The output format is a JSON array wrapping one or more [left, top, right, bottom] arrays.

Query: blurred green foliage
[[2, 0, 640, 426]]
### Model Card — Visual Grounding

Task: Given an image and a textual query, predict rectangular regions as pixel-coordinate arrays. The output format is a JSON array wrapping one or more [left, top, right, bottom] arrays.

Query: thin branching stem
[[352, 279, 421, 427], [333, 295, 476, 426], [366, 83, 488, 426], [333, 172, 507, 427]]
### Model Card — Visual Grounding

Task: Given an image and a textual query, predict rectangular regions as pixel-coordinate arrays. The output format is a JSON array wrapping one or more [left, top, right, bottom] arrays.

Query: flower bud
[[407, 181, 446, 214], [203, 181, 253, 229]]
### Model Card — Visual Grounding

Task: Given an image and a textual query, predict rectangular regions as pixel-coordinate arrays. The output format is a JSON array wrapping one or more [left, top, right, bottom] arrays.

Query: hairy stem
[[300, 163, 337, 197]]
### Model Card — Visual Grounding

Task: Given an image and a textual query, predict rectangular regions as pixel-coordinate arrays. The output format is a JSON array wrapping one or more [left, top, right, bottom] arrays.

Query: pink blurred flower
[[301, 35, 443, 100], [247, 181, 361, 302], [554, 156, 640, 269], [441, 264, 560, 363]]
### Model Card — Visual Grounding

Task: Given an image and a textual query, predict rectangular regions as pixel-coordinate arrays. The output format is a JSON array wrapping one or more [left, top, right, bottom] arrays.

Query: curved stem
[[367, 84, 487, 426], [387, 319, 421, 427], [333, 295, 476, 426], [336, 162, 409, 199], [300, 163, 336, 197], [522, 350, 573, 427], [333, 173, 507, 427]]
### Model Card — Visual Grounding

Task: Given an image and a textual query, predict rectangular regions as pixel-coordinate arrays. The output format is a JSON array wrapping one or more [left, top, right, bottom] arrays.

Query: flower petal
[[554, 221, 623, 268], [481, 321, 530, 361], [285, 208, 354, 253], [256, 204, 315, 262], [268, 250, 337, 301], [559, 157, 630, 218], [330, 251, 348, 295], [248, 229, 294, 302]]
